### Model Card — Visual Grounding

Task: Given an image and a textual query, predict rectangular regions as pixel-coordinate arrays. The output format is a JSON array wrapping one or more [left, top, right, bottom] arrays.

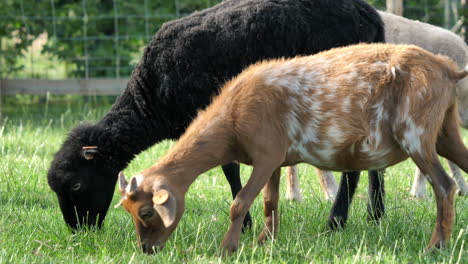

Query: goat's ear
[[152, 188, 176, 228], [82, 146, 99, 160], [129, 176, 138, 193]]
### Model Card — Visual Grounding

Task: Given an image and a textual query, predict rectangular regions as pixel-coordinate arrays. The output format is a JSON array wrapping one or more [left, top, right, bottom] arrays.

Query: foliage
[[0, 0, 465, 79], [0, 0, 222, 78], [0, 101, 467, 263]]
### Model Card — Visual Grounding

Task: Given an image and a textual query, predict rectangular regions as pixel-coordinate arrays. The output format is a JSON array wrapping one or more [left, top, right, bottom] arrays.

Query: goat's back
[[211, 44, 464, 170]]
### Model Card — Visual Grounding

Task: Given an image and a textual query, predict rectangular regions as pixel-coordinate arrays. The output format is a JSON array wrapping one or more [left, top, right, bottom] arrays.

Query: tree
[[0, 0, 221, 78]]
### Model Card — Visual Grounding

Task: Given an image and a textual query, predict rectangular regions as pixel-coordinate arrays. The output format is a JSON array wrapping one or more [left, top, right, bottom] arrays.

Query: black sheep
[[47, 0, 385, 230]]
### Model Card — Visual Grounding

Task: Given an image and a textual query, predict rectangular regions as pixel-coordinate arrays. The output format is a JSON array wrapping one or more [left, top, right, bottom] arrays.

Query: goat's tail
[[452, 70, 468, 82]]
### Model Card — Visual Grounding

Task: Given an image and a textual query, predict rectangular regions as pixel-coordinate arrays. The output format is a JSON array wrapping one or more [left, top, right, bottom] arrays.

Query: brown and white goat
[[285, 13, 468, 202], [116, 43, 468, 255]]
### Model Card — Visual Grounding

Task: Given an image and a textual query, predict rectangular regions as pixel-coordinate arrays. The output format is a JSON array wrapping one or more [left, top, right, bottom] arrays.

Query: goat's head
[[117, 172, 184, 254]]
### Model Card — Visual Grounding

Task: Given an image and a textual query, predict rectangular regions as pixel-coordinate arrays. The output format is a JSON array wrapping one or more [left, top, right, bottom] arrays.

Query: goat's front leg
[[221, 164, 278, 255], [258, 168, 281, 244], [328, 171, 360, 230], [222, 163, 252, 231]]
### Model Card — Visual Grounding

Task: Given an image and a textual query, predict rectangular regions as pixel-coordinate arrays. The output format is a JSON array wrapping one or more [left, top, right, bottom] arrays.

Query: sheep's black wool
[[47, 0, 385, 230]]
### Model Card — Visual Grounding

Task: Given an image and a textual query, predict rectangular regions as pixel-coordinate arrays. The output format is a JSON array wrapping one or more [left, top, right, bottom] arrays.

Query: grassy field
[[0, 98, 467, 264]]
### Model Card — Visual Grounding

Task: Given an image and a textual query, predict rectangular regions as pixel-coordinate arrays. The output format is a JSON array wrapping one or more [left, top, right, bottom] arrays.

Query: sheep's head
[[47, 124, 121, 230], [117, 172, 184, 254]]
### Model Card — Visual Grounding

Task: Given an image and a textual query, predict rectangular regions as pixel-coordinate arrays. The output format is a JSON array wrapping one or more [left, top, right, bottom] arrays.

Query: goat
[[382, 11, 468, 198], [286, 13, 468, 228], [116, 43, 468, 255]]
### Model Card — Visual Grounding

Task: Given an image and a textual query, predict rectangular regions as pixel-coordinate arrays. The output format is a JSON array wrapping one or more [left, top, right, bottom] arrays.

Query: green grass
[[0, 98, 467, 263]]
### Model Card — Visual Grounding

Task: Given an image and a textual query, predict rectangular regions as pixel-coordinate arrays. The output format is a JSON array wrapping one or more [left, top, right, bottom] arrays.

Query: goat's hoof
[[257, 229, 273, 245], [423, 242, 445, 255], [220, 243, 238, 257], [424, 237, 447, 255], [241, 214, 253, 233]]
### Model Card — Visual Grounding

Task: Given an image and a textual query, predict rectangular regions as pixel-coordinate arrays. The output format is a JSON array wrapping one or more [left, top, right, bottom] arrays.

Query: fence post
[[386, 0, 403, 16], [463, 0, 467, 43]]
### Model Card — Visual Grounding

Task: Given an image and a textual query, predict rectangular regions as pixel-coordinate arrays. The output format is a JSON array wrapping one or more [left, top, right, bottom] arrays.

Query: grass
[[0, 97, 467, 263]]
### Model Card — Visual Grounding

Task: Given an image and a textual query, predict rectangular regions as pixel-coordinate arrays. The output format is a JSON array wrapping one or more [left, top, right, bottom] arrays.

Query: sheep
[[286, 12, 468, 225], [46, 0, 385, 231], [116, 43, 468, 255]]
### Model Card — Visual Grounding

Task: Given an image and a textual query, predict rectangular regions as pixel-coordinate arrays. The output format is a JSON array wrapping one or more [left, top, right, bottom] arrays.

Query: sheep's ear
[[82, 146, 99, 160], [152, 188, 176, 228], [115, 172, 128, 208], [118, 172, 128, 193]]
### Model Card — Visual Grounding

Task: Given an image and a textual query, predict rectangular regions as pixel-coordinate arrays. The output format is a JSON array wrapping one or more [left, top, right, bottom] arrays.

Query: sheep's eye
[[71, 183, 81, 191]]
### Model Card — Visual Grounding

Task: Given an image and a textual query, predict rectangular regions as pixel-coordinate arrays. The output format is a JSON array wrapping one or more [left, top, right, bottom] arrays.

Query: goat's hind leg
[[286, 166, 303, 202], [410, 160, 466, 198], [410, 152, 457, 251], [436, 105, 468, 175], [316, 169, 338, 201]]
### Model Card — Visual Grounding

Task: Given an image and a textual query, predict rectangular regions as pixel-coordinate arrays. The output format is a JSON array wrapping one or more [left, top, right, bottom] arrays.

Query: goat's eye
[[71, 183, 81, 191], [139, 209, 154, 220]]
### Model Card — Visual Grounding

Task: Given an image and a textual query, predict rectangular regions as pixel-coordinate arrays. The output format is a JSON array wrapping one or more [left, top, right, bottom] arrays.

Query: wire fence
[[0, 0, 220, 79], [0, 0, 465, 80]]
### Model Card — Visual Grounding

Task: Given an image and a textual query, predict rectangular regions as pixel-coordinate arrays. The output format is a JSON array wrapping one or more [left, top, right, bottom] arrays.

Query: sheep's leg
[[447, 161, 468, 196], [258, 168, 281, 244], [410, 168, 428, 198], [316, 169, 338, 201], [221, 163, 252, 231], [367, 170, 385, 222], [328, 171, 361, 230], [285, 166, 303, 202], [410, 152, 456, 251], [221, 163, 279, 255]]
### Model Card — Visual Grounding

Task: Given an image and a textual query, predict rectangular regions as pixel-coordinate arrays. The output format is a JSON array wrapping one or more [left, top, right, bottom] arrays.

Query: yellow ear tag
[[153, 190, 169, 205]]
